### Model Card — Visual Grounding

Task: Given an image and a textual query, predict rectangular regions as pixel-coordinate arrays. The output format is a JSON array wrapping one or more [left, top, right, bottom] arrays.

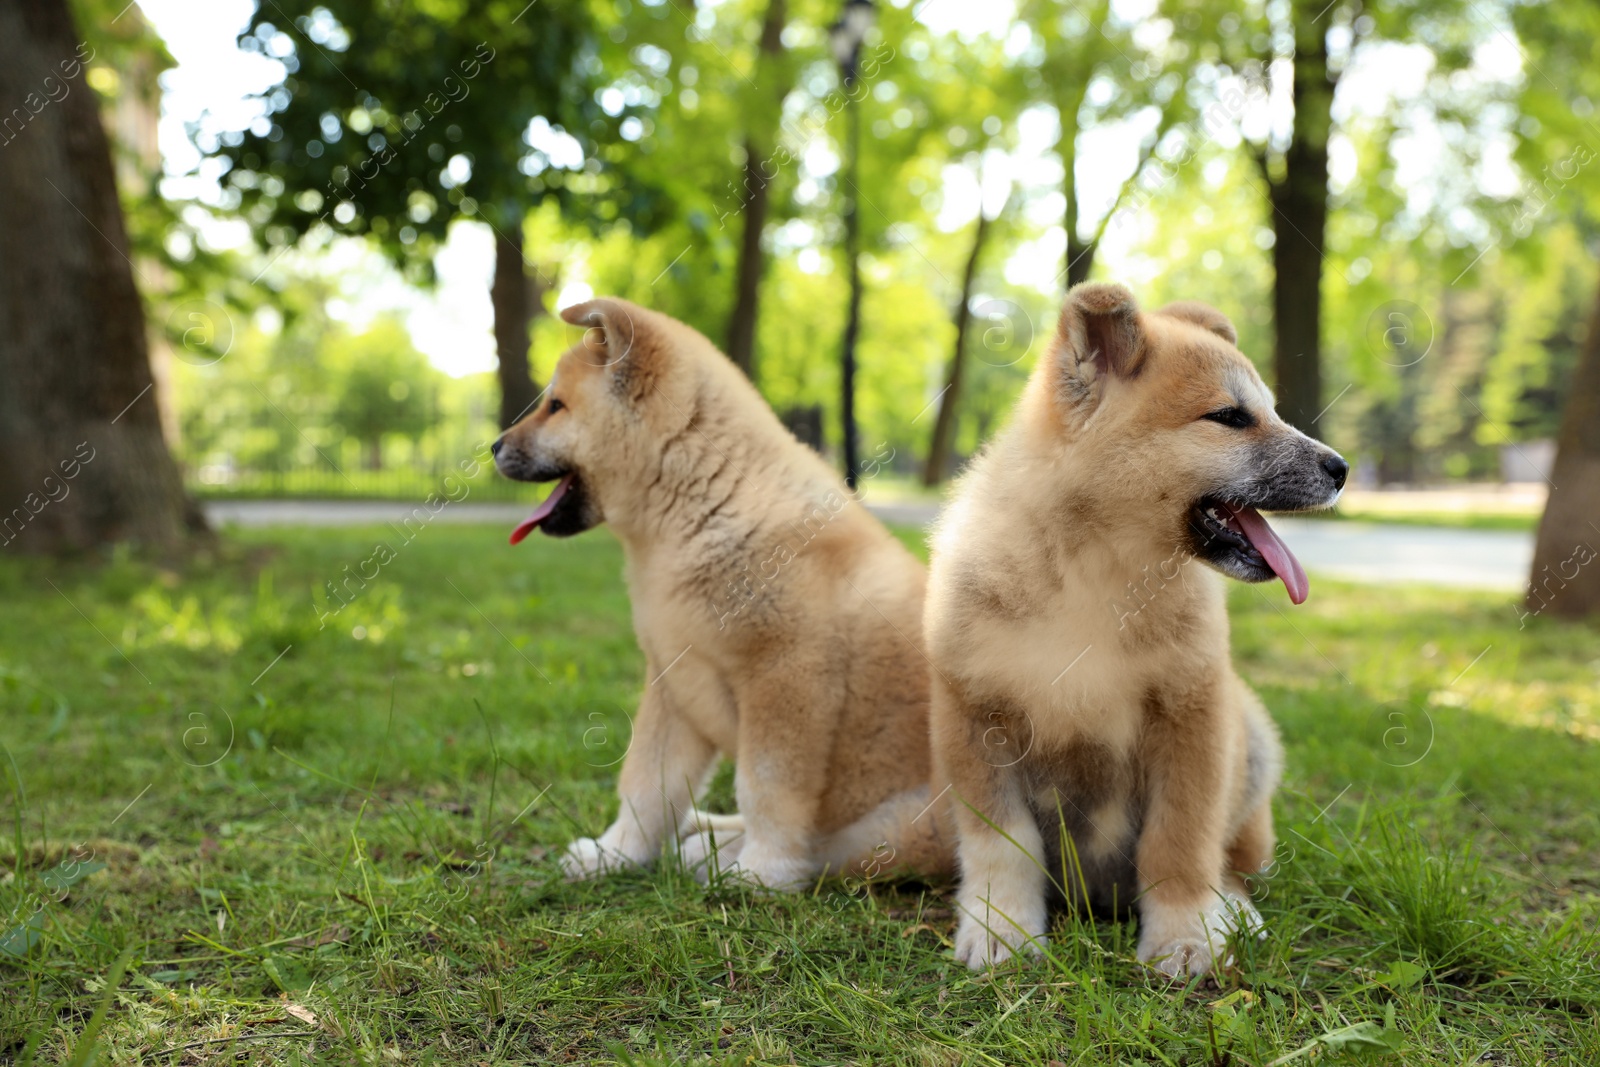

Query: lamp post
[[829, 0, 873, 490]]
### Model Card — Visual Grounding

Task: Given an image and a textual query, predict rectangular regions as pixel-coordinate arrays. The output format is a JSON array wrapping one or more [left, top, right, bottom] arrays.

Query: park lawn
[[1297, 510, 1539, 533], [0, 522, 1596, 1065]]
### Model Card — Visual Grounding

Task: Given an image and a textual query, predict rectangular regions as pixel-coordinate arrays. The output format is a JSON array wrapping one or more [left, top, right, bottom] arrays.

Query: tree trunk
[[725, 139, 772, 379], [0, 0, 194, 554], [923, 209, 995, 486], [492, 225, 539, 430], [840, 90, 862, 490], [1525, 273, 1600, 621], [1060, 111, 1104, 288], [1062, 133, 1093, 288], [1062, 136, 1094, 289], [1053, 11, 1097, 292], [1268, 5, 1334, 437], [723, 0, 787, 381], [1066, 237, 1097, 289]]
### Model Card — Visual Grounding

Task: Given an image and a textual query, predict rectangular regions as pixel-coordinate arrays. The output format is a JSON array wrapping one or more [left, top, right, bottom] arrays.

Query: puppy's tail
[[816, 785, 956, 881]]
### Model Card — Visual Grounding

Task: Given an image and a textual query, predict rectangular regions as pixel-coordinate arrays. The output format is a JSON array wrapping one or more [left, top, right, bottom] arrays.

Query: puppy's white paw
[[559, 835, 642, 880], [720, 842, 815, 893], [678, 827, 745, 883], [679, 808, 746, 838], [1222, 890, 1265, 939], [1137, 893, 1263, 978], [953, 886, 1048, 969]]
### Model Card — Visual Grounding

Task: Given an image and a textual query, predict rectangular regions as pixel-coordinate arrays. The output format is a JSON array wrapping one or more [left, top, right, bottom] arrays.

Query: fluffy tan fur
[[925, 282, 1345, 975], [495, 297, 951, 889]]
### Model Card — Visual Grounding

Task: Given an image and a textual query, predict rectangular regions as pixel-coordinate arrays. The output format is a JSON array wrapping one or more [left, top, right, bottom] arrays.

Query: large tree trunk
[[492, 225, 539, 430], [0, 0, 194, 554], [923, 209, 995, 486], [723, 0, 787, 381], [1268, 5, 1334, 437], [1525, 273, 1600, 621]]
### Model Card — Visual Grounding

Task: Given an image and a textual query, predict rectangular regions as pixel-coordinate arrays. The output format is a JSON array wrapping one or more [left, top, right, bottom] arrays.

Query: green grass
[[1, 524, 1596, 1065], [1305, 509, 1538, 533], [187, 465, 529, 503]]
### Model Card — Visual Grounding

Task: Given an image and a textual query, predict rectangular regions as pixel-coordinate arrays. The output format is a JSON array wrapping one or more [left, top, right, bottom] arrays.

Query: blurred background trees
[[210, 0, 633, 430], [2, 0, 1596, 608], [325, 318, 439, 471]]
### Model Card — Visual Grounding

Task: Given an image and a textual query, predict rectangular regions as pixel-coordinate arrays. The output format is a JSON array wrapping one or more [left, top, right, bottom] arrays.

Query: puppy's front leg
[[722, 673, 838, 891], [935, 680, 1049, 968], [1134, 688, 1239, 977], [563, 677, 715, 879]]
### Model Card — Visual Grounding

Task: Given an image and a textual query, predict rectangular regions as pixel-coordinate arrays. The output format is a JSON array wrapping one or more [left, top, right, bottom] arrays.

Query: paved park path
[[206, 499, 1533, 593]]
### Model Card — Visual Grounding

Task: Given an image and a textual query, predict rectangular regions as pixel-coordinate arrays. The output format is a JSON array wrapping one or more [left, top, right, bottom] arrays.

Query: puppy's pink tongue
[[1223, 504, 1310, 605], [509, 474, 574, 545]]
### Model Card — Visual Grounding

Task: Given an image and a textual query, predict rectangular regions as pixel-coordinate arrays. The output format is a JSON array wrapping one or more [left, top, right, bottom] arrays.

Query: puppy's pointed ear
[[560, 297, 655, 398], [1158, 301, 1237, 346], [1053, 283, 1145, 408], [560, 297, 637, 364]]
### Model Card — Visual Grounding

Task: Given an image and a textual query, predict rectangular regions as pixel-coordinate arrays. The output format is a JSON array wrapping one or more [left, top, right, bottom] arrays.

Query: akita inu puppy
[[926, 283, 1346, 976], [495, 297, 950, 889]]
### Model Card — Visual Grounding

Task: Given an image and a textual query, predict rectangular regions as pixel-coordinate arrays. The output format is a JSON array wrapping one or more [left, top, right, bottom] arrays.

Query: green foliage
[[1512, 0, 1600, 226], [1477, 224, 1594, 444], [1126, 147, 1276, 370], [171, 281, 488, 485], [134, 0, 1597, 488], [211, 0, 635, 271], [325, 317, 440, 466]]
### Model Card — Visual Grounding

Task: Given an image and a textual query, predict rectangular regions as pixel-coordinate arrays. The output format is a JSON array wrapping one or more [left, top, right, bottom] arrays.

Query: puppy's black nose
[[1323, 453, 1348, 490], [490, 438, 504, 458]]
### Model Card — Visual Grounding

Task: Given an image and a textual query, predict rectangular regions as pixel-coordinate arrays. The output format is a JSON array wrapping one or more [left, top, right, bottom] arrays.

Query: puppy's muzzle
[[493, 437, 566, 484]]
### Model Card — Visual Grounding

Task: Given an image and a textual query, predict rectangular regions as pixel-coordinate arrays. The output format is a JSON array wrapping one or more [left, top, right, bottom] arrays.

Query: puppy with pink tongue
[[924, 283, 1345, 977], [494, 297, 954, 893], [1212, 502, 1311, 605], [509, 474, 576, 545]]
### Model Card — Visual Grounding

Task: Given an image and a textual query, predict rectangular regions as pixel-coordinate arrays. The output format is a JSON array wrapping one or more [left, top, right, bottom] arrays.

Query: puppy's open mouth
[[1190, 498, 1309, 605], [510, 473, 577, 545]]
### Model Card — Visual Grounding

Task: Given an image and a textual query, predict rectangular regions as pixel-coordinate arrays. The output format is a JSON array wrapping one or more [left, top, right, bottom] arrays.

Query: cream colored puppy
[[926, 283, 1346, 975], [494, 297, 950, 890]]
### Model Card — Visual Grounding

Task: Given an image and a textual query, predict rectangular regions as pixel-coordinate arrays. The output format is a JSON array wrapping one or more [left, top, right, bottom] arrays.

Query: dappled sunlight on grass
[[1230, 578, 1600, 744]]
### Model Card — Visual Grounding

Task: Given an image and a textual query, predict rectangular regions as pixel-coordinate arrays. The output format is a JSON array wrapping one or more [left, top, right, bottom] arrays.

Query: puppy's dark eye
[[1201, 406, 1254, 429], [548, 398, 566, 414]]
